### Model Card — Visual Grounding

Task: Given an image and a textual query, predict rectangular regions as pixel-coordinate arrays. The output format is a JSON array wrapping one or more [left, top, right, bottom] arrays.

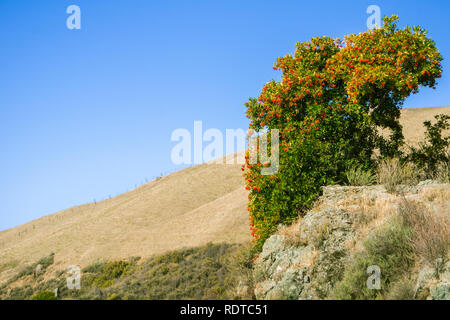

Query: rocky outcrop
[[415, 259, 450, 300], [252, 183, 449, 300], [253, 209, 354, 299]]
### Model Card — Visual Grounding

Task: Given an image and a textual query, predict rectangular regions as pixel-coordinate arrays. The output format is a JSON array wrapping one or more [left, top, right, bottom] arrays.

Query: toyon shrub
[[243, 15, 443, 248]]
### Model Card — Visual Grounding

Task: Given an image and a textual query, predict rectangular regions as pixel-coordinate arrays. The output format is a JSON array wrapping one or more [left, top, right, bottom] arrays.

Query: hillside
[[0, 106, 449, 286], [2, 182, 448, 300], [0, 155, 251, 284], [398, 106, 450, 145]]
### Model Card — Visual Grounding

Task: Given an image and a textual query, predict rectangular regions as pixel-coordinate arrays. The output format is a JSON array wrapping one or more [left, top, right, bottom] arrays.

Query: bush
[[32, 291, 57, 300], [82, 262, 106, 274], [334, 198, 448, 299], [405, 114, 450, 180], [433, 162, 450, 183], [333, 216, 415, 299], [244, 15, 442, 248], [385, 277, 416, 300], [398, 199, 449, 269], [88, 261, 133, 288], [223, 242, 256, 299], [119, 243, 241, 300], [376, 158, 420, 193], [345, 164, 376, 186], [9, 253, 55, 283], [1, 244, 250, 300], [36, 253, 55, 270]]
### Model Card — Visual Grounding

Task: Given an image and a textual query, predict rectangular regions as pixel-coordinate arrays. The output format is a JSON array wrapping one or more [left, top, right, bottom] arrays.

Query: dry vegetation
[[399, 107, 450, 146], [399, 197, 449, 268], [0, 154, 251, 285], [376, 158, 420, 192], [277, 182, 449, 299], [0, 242, 255, 300], [0, 107, 449, 297]]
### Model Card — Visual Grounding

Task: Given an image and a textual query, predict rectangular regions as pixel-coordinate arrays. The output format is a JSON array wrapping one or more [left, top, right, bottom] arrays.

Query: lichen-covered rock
[[252, 183, 449, 300], [416, 260, 450, 300], [253, 187, 360, 299], [254, 236, 317, 299], [415, 265, 436, 297], [429, 281, 449, 300]]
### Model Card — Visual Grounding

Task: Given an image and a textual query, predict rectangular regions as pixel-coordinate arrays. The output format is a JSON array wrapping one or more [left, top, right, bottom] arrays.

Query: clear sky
[[1, 0, 449, 231]]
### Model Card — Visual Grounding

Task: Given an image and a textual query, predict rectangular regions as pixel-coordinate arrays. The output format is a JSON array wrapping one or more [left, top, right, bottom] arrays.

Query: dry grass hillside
[[399, 106, 450, 145], [0, 154, 250, 284], [0, 106, 449, 285]]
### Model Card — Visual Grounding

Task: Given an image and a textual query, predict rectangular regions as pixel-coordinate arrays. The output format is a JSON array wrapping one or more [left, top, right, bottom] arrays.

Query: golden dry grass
[[0, 106, 448, 284], [0, 155, 250, 284], [398, 106, 450, 146]]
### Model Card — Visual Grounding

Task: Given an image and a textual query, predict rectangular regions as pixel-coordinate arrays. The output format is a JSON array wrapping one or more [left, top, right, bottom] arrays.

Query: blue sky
[[1, 0, 449, 231]]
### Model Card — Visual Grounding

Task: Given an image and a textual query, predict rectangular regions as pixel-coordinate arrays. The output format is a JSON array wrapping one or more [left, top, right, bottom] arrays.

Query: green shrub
[[9, 253, 55, 283], [223, 243, 256, 299], [32, 291, 57, 300], [405, 114, 449, 179], [36, 253, 55, 270], [89, 261, 133, 288], [1, 244, 251, 300], [385, 277, 416, 300], [82, 262, 106, 274], [333, 216, 414, 299], [345, 164, 376, 186], [433, 162, 450, 183], [113, 243, 241, 300]]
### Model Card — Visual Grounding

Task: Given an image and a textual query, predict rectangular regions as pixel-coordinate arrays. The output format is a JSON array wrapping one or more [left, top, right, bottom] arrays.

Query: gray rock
[[415, 260, 450, 300], [253, 188, 357, 299], [252, 183, 449, 300]]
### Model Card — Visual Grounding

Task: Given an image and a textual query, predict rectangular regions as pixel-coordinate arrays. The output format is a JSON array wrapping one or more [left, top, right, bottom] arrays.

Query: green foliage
[[36, 253, 55, 269], [376, 115, 450, 190], [345, 163, 376, 186], [32, 291, 57, 300], [244, 15, 443, 248], [222, 243, 257, 299], [86, 260, 133, 288], [82, 262, 106, 274], [385, 277, 416, 300], [1, 243, 250, 300], [7, 253, 55, 284], [334, 198, 448, 300], [333, 216, 415, 299], [119, 243, 237, 300], [405, 114, 449, 180]]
